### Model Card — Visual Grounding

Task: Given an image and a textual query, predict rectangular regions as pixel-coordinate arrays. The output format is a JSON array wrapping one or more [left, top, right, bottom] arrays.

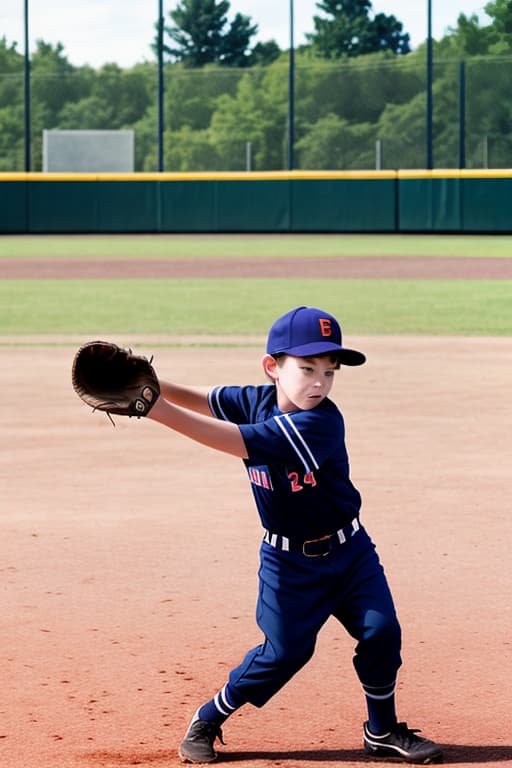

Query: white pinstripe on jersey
[[273, 413, 320, 474]]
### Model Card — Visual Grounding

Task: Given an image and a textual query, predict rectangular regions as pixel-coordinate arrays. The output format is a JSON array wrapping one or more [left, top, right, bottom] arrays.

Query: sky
[[2, 1, 491, 69]]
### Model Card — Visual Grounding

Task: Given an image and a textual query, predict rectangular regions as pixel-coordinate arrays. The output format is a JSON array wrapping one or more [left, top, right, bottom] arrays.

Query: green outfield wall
[[1, 170, 511, 234]]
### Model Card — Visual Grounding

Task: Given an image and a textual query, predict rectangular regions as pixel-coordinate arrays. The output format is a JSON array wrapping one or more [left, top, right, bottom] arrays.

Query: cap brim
[[337, 349, 366, 366], [280, 341, 366, 366]]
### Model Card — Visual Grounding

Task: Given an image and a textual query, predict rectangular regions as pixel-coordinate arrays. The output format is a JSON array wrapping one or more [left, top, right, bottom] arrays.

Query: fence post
[[375, 139, 383, 170], [157, 0, 164, 172], [426, 0, 433, 169], [458, 60, 466, 169], [482, 136, 489, 168], [24, 0, 31, 171], [288, 0, 295, 170]]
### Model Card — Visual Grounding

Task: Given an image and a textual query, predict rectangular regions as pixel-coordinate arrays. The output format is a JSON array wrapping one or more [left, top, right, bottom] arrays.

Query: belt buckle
[[302, 534, 331, 557]]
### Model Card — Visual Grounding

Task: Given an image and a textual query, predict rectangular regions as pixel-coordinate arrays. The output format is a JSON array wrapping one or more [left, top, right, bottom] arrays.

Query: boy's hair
[[271, 352, 341, 370]]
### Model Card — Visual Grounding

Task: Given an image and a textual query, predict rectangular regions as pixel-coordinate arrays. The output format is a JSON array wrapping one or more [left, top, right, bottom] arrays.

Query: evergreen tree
[[248, 40, 282, 67], [308, 0, 410, 58], [219, 12, 258, 66], [164, 0, 228, 66], [163, 0, 258, 67]]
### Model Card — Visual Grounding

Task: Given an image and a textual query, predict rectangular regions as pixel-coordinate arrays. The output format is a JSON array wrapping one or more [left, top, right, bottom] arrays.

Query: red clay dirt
[[3, 339, 511, 768], [1, 252, 511, 768], [1, 256, 512, 279]]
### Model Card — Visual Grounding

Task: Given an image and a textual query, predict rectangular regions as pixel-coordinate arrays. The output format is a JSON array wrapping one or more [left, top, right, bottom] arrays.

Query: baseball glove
[[72, 341, 160, 418]]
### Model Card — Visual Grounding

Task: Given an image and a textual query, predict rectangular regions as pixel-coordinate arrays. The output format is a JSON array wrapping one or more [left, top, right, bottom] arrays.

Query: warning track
[[1, 256, 511, 279]]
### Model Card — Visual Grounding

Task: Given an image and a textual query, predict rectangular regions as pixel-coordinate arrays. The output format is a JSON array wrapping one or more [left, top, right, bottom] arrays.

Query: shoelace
[[200, 722, 225, 746], [394, 722, 426, 747]]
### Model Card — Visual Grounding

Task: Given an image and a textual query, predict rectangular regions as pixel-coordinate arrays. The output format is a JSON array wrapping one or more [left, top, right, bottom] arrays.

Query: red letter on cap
[[319, 318, 332, 337]]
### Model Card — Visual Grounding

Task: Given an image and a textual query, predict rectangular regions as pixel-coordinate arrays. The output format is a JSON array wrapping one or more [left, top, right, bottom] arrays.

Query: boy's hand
[[72, 341, 160, 419]]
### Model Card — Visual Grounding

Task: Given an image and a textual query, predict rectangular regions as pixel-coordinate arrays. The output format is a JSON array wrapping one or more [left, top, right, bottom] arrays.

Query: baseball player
[[145, 306, 443, 764]]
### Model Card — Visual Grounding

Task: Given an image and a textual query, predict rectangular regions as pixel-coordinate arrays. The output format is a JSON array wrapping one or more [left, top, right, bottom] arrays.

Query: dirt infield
[[2, 256, 512, 279], [2, 335, 511, 768]]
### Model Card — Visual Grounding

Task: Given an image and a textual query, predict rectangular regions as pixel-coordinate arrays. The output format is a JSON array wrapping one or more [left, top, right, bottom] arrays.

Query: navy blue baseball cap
[[266, 306, 366, 366]]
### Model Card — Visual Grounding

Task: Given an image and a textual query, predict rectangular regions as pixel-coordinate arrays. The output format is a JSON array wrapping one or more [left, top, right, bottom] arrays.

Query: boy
[[147, 306, 443, 765]]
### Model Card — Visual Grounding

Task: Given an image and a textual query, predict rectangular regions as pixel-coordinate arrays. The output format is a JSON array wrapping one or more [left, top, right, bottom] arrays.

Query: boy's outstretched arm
[[158, 379, 212, 415], [147, 385, 248, 459]]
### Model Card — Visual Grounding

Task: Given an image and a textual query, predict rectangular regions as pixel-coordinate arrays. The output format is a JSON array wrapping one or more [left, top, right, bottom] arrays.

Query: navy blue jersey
[[208, 384, 361, 539]]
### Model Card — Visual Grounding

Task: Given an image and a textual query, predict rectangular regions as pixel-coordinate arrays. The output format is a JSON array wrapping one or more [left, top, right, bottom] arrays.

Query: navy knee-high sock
[[195, 683, 245, 725], [363, 681, 397, 735]]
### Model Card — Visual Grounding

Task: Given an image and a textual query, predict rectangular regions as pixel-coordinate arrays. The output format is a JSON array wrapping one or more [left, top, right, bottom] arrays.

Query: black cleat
[[179, 719, 225, 763], [363, 721, 443, 764]]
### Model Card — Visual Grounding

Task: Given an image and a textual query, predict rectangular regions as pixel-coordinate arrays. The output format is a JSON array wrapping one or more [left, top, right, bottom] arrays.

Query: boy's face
[[263, 354, 337, 413]]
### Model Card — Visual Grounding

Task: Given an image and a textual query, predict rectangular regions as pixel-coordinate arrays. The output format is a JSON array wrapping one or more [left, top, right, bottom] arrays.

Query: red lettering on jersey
[[319, 318, 332, 337], [304, 471, 317, 487], [249, 467, 273, 490], [288, 470, 317, 492], [289, 471, 302, 492]]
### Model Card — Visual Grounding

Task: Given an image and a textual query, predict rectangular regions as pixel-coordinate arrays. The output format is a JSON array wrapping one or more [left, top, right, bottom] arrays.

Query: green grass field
[[1, 234, 511, 338], [1, 278, 511, 338], [2, 233, 512, 260]]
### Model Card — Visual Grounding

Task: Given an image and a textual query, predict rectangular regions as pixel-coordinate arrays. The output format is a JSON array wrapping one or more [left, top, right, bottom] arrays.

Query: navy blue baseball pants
[[228, 526, 402, 707]]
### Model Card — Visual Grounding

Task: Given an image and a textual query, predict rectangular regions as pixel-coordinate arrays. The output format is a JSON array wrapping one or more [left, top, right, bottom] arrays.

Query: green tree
[[293, 53, 423, 128], [374, 91, 427, 168], [295, 112, 376, 168], [210, 64, 288, 169], [444, 13, 493, 55], [15, 40, 94, 168], [440, 0, 512, 56], [308, 0, 410, 58], [248, 40, 282, 66], [463, 56, 512, 166], [30, 41, 93, 123], [486, 0, 512, 33], [163, 0, 257, 67], [0, 104, 24, 170], [165, 0, 228, 65], [0, 36, 23, 77], [209, 70, 267, 168], [0, 38, 24, 138], [218, 13, 258, 66], [165, 125, 220, 170], [484, 0, 512, 52], [58, 63, 152, 129], [130, 105, 159, 171], [164, 64, 243, 132]]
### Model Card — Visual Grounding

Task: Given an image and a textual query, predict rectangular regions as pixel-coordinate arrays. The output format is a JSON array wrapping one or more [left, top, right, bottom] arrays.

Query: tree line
[[158, 0, 411, 66], [1, 0, 512, 171]]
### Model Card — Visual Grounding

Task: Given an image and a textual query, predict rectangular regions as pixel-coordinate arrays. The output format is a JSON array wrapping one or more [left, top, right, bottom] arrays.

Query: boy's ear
[[262, 353, 279, 381]]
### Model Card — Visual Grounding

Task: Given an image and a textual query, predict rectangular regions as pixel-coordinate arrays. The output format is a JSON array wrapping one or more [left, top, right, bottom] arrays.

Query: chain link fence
[[1, 50, 511, 171]]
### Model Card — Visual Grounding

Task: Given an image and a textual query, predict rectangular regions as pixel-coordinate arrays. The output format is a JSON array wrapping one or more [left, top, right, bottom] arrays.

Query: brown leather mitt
[[72, 340, 160, 418]]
